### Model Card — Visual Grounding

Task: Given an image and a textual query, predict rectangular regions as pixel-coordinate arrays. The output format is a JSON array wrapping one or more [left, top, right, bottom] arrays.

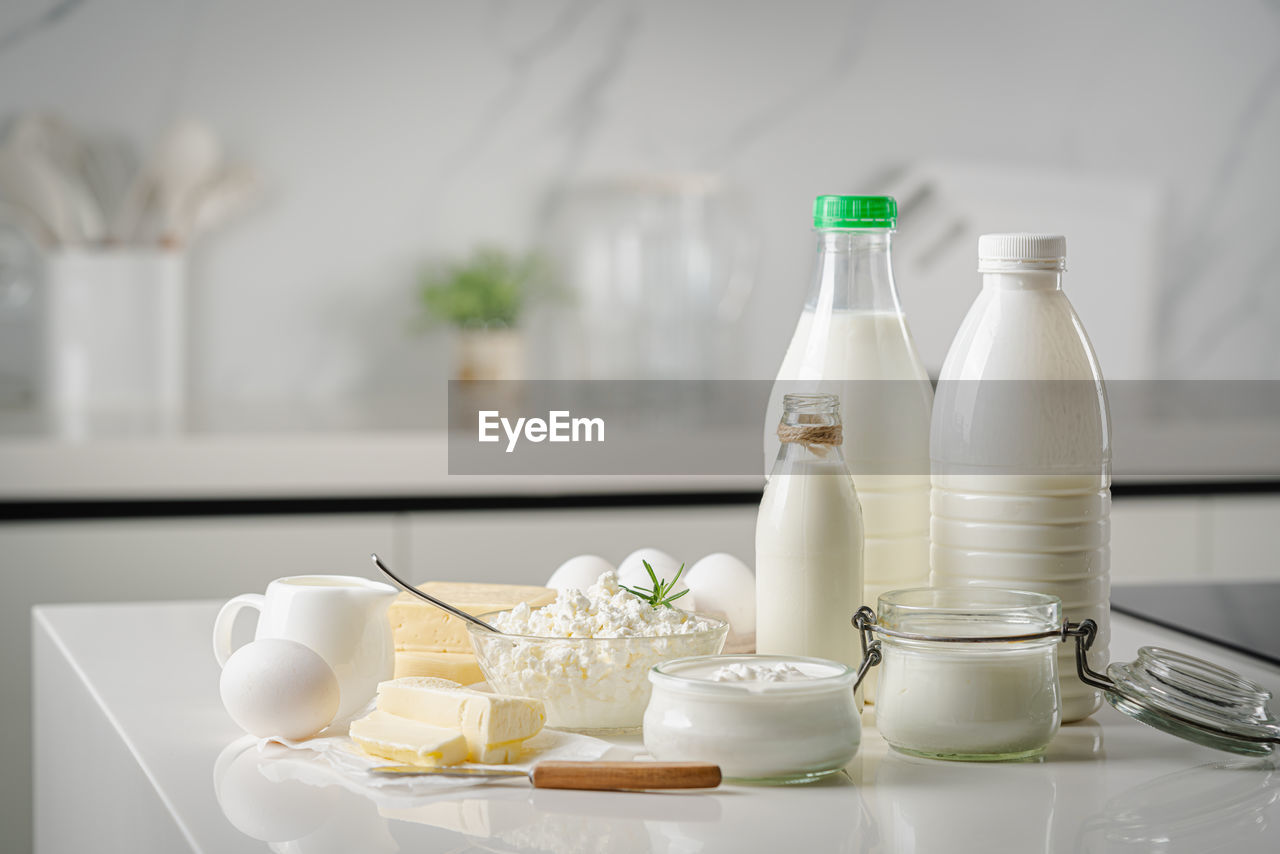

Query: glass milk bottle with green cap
[[765, 196, 934, 680], [931, 234, 1111, 722]]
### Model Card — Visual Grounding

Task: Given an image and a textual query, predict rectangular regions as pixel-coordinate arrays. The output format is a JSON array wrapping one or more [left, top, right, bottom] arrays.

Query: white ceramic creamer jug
[[213, 575, 397, 719]]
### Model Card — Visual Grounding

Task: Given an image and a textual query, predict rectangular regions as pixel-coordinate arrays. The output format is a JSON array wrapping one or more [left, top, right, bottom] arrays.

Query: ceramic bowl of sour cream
[[644, 654, 861, 783]]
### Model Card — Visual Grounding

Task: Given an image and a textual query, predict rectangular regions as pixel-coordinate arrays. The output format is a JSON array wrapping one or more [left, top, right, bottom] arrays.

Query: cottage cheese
[[493, 571, 712, 638], [476, 572, 725, 731]]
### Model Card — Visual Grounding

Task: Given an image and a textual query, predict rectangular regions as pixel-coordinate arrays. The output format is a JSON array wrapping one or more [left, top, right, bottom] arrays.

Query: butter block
[[350, 710, 468, 768], [376, 676, 545, 763], [389, 581, 557, 654], [394, 650, 485, 685]]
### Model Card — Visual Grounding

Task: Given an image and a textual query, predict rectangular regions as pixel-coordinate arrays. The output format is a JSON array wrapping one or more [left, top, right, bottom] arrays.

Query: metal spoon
[[370, 553, 502, 633]]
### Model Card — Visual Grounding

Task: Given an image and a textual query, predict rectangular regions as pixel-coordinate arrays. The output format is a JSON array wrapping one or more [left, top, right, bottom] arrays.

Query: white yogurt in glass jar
[[868, 588, 1063, 760], [644, 654, 860, 783]]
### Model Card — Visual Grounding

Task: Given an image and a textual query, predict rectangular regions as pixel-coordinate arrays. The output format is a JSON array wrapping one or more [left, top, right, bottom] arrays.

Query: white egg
[[617, 547, 695, 611], [685, 553, 756, 650], [547, 554, 616, 591], [220, 638, 340, 740]]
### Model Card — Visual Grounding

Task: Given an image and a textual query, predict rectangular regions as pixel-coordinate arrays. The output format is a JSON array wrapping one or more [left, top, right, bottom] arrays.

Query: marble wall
[[1, 0, 1278, 410]]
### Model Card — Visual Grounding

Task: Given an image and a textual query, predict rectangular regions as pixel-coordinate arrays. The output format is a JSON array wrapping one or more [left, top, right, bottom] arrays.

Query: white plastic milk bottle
[[930, 234, 1111, 722], [767, 196, 933, 622], [757, 392, 864, 671]]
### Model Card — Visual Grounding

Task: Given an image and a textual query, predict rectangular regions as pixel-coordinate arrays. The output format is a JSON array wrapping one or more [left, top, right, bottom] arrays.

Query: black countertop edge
[[0, 480, 1278, 522], [1112, 480, 1280, 497], [0, 490, 769, 522]]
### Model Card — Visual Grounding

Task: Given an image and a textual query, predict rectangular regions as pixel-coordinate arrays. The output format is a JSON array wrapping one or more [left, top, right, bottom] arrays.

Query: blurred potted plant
[[420, 246, 546, 382]]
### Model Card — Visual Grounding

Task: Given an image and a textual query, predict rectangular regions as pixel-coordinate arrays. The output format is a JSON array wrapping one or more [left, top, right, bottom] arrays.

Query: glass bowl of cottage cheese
[[468, 571, 729, 733]]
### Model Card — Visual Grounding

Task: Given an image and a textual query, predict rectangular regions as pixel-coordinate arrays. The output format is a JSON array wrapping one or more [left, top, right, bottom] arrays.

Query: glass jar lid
[[1104, 647, 1280, 756]]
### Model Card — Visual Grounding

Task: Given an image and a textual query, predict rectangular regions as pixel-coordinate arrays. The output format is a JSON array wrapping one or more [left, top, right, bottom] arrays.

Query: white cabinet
[[1108, 498, 1209, 583], [1208, 496, 1280, 580], [0, 514, 400, 854], [4, 490, 1280, 852], [1107, 494, 1280, 584], [403, 506, 759, 586]]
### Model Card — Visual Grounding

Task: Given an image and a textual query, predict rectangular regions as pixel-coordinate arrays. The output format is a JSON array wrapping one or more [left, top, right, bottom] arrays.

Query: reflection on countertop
[[213, 734, 874, 854], [212, 717, 1280, 854], [1077, 758, 1280, 853], [214, 738, 399, 854]]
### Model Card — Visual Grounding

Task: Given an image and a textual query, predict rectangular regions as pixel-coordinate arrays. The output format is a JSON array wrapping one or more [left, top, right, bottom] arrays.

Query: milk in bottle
[[757, 393, 864, 671], [766, 196, 933, 627], [930, 234, 1110, 722]]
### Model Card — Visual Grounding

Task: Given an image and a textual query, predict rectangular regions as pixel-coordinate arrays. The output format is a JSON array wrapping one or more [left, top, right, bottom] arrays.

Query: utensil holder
[[43, 249, 185, 430]]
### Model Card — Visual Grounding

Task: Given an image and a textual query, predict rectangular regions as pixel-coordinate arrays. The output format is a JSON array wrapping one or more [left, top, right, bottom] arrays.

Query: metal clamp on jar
[[852, 588, 1280, 761]]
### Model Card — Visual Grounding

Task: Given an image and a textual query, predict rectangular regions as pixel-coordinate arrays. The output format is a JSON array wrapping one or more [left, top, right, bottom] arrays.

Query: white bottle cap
[[977, 233, 1066, 272]]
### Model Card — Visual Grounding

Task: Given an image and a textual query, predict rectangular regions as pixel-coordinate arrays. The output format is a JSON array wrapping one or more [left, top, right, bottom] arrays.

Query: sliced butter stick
[[350, 710, 468, 768], [393, 650, 485, 685], [472, 738, 532, 764], [376, 677, 545, 763]]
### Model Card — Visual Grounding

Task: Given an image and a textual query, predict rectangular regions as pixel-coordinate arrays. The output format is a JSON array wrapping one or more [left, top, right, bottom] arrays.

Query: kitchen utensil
[[370, 553, 502, 634], [0, 147, 74, 244], [79, 132, 141, 230], [213, 575, 397, 720], [7, 114, 105, 243], [118, 118, 221, 244], [371, 760, 722, 790], [7, 115, 82, 175], [174, 165, 259, 245]]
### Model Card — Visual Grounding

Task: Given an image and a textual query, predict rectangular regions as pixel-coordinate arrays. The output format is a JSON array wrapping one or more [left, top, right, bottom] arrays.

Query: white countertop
[[32, 600, 1280, 853], [4, 424, 1277, 502], [1, 429, 765, 500], [0, 400, 763, 500], [2, 398, 1278, 501]]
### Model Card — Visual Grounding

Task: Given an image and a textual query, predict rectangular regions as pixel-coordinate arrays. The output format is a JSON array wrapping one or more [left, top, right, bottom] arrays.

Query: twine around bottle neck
[[777, 422, 843, 447]]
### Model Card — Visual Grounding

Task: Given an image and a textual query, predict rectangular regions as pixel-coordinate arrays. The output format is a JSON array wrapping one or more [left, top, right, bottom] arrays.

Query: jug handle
[[212, 594, 264, 667]]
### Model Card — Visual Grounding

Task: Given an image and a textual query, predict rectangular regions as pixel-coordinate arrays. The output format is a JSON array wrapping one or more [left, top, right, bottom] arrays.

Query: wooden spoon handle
[[531, 761, 722, 790]]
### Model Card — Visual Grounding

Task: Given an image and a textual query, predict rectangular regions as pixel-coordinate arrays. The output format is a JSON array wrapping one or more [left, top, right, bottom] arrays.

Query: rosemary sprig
[[621, 560, 690, 609]]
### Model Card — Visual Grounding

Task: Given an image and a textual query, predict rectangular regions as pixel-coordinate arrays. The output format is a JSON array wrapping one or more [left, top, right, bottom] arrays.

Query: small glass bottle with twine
[[757, 391, 866, 683]]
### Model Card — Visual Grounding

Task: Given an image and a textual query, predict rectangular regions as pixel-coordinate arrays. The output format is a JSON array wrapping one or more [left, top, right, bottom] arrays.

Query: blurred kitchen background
[[1, 0, 1279, 848]]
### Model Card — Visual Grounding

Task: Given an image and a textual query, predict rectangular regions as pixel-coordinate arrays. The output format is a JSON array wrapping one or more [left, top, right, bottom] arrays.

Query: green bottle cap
[[813, 195, 897, 229]]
